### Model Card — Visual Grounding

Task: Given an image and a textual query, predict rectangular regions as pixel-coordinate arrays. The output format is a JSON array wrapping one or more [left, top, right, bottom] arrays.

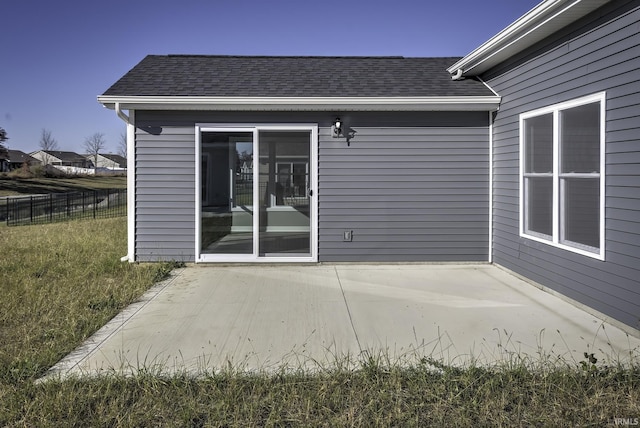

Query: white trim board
[[447, 0, 611, 77], [98, 96, 501, 112]]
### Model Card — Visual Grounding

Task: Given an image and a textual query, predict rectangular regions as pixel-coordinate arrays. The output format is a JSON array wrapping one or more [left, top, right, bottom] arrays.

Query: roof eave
[[97, 95, 501, 112], [447, 0, 611, 77]]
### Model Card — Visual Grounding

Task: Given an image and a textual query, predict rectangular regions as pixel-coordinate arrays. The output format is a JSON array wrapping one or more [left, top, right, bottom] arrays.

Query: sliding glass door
[[197, 125, 317, 262], [199, 131, 254, 255], [258, 131, 311, 257]]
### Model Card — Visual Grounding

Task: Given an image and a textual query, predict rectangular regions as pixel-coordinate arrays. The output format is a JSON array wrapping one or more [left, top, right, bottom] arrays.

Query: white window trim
[[125, 110, 136, 262], [195, 123, 318, 263], [519, 92, 606, 260]]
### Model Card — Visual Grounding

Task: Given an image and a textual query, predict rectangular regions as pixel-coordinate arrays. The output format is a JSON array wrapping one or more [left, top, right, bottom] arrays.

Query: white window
[[275, 161, 309, 206], [520, 93, 605, 260]]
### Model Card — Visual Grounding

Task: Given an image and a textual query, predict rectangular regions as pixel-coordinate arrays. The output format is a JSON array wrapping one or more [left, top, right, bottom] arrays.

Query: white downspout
[[488, 111, 494, 264], [115, 102, 136, 263], [116, 101, 130, 124], [451, 69, 464, 80], [476, 78, 500, 264]]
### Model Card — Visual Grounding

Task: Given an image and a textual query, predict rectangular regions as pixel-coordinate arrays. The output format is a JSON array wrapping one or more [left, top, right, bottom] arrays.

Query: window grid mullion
[[552, 110, 560, 245]]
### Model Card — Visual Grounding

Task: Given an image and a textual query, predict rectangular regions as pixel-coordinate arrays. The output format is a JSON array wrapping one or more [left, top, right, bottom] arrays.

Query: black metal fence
[[2, 189, 126, 226]]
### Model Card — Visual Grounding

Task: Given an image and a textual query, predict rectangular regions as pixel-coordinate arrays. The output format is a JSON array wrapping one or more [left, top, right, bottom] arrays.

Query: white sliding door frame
[[195, 123, 318, 263]]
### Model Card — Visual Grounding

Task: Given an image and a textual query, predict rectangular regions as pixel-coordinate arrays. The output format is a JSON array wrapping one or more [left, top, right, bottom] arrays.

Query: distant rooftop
[[32, 150, 87, 162], [8, 149, 39, 164], [99, 153, 126, 164]]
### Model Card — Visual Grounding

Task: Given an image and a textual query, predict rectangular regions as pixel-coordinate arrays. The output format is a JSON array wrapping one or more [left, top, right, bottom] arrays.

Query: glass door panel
[[200, 131, 254, 254], [258, 131, 311, 257]]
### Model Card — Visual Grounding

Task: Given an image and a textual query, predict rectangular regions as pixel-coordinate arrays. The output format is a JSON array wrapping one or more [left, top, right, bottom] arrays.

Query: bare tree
[[39, 128, 59, 165], [117, 131, 127, 159], [83, 132, 106, 169]]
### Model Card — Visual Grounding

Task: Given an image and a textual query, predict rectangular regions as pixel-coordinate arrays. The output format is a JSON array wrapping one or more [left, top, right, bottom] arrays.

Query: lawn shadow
[[0, 176, 126, 196]]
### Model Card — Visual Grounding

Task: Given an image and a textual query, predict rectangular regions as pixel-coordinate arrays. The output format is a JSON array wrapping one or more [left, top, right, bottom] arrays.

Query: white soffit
[[447, 0, 612, 77], [97, 96, 502, 111]]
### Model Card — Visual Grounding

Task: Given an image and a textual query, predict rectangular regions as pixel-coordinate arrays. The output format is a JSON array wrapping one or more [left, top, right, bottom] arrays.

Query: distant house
[[6, 149, 41, 170], [0, 143, 9, 172], [84, 153, 127, 170], [30, 150, 93, 168], [0, 148, 7, 172], [240, 160, 252, 175], [99, 0, 640, 332]]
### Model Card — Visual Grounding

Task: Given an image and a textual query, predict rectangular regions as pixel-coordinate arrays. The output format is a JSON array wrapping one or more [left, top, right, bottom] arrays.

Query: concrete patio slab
[[47, 264, 640, 378]]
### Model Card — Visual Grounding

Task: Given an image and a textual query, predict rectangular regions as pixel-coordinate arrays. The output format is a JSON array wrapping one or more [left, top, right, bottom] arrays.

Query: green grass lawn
[[0, 217, 639, 426], [0, 175, 126, 197]]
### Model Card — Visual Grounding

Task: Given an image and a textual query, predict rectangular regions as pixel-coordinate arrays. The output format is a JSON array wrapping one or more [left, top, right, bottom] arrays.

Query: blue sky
[[1, 0, 540, 154]]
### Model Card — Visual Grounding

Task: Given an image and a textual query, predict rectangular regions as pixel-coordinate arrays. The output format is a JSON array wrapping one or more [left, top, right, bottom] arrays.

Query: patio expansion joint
[[334, 266, 362, 353]]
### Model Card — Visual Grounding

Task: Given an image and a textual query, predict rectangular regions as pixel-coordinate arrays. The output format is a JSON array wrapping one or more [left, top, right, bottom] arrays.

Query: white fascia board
[[447, 0, 611, 77], [98, 95, 501, 112]]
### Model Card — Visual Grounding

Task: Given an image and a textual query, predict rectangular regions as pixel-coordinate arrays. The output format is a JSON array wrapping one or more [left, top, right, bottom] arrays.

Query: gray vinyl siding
[[135, 124, 196, 262], [133, 111, 489, 263], [485, 0, 640, 329], [318, 117, 489, 262]]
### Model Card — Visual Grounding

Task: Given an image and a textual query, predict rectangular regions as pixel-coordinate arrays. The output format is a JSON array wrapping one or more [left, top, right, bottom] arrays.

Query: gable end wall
[[485, 0, 640, 329]]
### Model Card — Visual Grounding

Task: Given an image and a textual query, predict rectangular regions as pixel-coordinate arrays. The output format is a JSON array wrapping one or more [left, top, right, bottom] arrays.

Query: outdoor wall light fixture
[[331, 117, 342, 138]]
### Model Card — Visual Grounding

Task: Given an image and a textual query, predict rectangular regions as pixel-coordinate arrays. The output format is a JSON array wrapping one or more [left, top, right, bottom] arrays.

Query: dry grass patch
[[0, 217, 175, 386], [0, 217, 638, 426], [3, 358, 640, 426]]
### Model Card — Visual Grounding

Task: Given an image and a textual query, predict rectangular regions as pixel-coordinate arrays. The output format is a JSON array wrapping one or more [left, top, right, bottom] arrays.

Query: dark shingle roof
[[39, 151, 87, 162], [100, 153, 127, 167], [102, 55, 494, 98], [8, 150, 39, 164]]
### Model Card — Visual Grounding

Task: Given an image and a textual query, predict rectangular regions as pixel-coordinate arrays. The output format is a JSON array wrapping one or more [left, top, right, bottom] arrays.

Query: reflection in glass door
[[258, 131, 311, 257], [200, 131, 254, 254], [198, 125, 316, 261]]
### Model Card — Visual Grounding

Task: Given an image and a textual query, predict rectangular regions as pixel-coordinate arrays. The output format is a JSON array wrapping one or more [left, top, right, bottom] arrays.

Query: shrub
[[30, 164, 46, 178], [7, 162, 35, 179]]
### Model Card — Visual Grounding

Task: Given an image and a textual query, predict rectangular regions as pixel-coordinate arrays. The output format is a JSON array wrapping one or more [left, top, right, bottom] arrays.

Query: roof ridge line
[[163, 54, 408, 59], [157, 54, 464, 60]]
